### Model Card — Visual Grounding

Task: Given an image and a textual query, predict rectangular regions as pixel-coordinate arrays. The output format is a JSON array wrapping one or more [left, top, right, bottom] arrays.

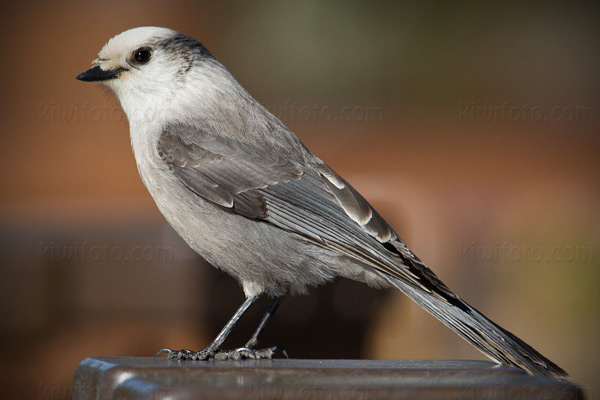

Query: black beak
[[76, 65, 127, 82]]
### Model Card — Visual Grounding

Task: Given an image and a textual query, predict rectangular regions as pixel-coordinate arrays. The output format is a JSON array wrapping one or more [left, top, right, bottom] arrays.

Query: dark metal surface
[[73, 357, 584, 399]]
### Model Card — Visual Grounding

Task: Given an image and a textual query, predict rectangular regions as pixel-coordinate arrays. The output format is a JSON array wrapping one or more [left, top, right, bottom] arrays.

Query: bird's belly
[[137, 160, 347, 296]]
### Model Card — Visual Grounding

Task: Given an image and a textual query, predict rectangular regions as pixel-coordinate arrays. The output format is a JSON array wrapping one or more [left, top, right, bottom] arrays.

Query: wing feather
[[157, 122, 453, 299]]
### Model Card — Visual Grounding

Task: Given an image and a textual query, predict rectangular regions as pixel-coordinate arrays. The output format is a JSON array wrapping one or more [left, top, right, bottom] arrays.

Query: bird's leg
[[216, 294, 288, 360], [156, 295, 258, 360], [245, 294, 287, 358]]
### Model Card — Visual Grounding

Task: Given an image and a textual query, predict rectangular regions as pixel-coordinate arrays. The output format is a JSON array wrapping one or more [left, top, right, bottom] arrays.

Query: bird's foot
[[214, 346, 289, 360], [155, 346, 288, 361], [155, 347, 214, 360]]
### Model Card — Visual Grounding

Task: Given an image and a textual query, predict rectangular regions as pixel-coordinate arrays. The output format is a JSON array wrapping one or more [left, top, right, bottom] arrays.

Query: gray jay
[[77, 27, 567, 380]]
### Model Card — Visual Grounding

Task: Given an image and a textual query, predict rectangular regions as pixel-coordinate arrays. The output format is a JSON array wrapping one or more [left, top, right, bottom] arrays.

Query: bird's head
[[77, 27, 218, 123]]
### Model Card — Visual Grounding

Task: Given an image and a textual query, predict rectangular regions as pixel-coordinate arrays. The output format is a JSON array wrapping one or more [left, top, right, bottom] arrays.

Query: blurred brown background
[[1, 1, 599, 398]]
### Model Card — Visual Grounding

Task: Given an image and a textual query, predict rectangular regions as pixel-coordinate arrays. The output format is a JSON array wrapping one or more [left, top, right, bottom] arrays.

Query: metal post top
[[73, 357, 584, 399]]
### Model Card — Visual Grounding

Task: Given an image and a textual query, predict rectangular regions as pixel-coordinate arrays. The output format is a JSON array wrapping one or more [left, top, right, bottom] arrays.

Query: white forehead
[[98, 26, 177, 60]]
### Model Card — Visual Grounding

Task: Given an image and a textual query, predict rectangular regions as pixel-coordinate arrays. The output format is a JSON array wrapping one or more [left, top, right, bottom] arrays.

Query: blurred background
[[0, 1, 598, 398]]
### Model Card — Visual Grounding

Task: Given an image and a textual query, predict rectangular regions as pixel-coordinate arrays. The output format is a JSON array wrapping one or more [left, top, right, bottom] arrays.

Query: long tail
[[387, 276, 569, 381]]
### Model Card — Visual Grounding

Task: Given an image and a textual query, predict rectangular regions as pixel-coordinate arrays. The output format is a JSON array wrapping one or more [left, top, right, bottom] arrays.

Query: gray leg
[[156, 295, 258, 361], [214, 294, 289, 360], [245, 294, 286, 349]]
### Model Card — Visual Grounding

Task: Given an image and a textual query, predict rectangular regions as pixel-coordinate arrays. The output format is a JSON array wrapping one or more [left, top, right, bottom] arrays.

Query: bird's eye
[[133, 47, 152, 64]]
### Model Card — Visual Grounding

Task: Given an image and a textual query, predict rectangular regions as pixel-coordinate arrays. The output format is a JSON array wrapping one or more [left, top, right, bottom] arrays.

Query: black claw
[[154, 348, 172, 358], [236, 347, 257, 359], [273, 346, 289, 359]]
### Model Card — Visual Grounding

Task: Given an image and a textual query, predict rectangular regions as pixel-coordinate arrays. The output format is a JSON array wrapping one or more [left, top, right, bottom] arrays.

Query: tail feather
[[388, 277, 569, 381]]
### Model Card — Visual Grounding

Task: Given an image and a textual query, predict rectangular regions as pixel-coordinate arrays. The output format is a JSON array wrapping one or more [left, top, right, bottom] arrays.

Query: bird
[[77, 26, 568, 380]]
